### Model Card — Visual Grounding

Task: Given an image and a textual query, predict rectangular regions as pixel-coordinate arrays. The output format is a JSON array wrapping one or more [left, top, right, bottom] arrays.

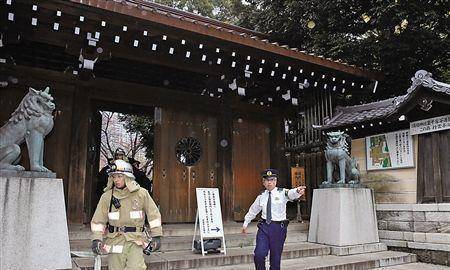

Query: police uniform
[[91, 160, 162, 270], [243, 169, 301, 270], [129, 158, 152, 193]]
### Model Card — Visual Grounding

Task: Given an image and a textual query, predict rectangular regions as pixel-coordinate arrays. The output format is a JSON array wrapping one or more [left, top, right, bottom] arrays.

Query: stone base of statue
[[308, 188, 385, 255], [0, 174, 72, 270]]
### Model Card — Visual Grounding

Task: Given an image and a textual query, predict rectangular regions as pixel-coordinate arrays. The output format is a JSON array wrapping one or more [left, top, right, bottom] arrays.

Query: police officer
[[91, 160, 163, 270], [242, 169, 306, 270], [114, 147, 128, 162], [128, 158, 152, 193]]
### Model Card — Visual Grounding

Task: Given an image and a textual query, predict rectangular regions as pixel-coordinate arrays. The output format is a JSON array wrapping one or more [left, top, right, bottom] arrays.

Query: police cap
[[261, 169, 279, 179], [115, 148, 126, 156]]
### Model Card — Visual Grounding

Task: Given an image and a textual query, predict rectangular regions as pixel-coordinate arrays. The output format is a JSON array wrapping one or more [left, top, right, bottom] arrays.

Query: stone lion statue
[[322, 131, 360, 185], [0, 87, 55, 171]]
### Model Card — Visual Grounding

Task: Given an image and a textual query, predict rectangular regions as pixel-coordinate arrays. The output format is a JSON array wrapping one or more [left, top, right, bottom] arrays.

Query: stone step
[[69, 221, 309, 240], [71, 242, 330, 270], [193, 251, 416, 270], [371, 262, 450, 269], [70, 231, 308, 252]]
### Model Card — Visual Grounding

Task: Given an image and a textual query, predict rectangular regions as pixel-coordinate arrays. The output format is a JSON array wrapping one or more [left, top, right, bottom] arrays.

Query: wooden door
[[417, 129, 450, 203], [153, 108, 217, 223], [232, 119, 270, 221]]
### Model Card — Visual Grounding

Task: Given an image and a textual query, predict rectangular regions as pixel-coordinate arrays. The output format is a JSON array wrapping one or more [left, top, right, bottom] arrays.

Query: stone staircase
[[70, 222, 423, 270], [204, 250, 417, 270], [69, 222, 308, 252]]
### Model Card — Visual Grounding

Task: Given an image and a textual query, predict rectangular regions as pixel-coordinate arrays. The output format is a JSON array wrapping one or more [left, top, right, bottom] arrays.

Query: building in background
[[313, 70, 450, 265]]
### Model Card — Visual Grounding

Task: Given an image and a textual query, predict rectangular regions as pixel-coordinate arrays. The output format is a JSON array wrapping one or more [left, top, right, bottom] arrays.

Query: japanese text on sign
[[196, 188, 224, 238], [410, 115, 450, 135]]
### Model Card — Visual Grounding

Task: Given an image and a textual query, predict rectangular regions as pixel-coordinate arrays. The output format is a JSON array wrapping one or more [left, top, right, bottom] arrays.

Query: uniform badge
[[274, 197, 280, 201], [132, 199, 139, 210], [267, 171, 272, 176]]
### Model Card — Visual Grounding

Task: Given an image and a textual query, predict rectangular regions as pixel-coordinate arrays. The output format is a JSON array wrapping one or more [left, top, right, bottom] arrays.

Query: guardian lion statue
[[0, 87, 55, 171], [322, 131, 360, 185]]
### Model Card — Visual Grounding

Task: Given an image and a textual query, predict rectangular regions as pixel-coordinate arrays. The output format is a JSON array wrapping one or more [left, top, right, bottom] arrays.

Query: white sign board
[[366, 129, 414, 170], [196, 188, 224, 238], [410, 114, 450, 135], [192, 188, 226, 256]]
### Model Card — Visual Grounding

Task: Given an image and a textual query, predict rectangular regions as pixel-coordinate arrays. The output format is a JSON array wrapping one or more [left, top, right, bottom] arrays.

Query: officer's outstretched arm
[[91, 193, 110, 241], [286, 188, 302, 201], [285, 186, 306, 201], [243, 195, 262, 228], [143, 191, 163, 237]]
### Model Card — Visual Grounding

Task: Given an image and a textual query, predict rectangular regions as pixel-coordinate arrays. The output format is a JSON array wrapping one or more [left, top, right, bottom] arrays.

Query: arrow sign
[[211, 227, 220, 232]]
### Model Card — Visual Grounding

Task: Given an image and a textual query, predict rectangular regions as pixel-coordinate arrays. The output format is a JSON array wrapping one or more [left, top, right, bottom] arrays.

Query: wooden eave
[[1, 0, 381, 110], [69, 0, 382, 81]]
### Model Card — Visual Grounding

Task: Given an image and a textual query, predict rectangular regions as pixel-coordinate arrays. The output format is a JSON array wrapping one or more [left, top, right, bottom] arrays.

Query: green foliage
[[238, 0, 449, 98], [147, 0, 448, 98], [118, 114, 155, 160], [153, 0, 251, 24]]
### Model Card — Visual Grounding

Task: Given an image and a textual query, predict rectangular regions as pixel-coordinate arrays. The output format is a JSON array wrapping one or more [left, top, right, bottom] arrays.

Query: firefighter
[[91, 159, 162, 270]]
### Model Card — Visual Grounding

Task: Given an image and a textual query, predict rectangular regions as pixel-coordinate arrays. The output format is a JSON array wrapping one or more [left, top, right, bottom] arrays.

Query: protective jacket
[[91, 179, 162, 251]]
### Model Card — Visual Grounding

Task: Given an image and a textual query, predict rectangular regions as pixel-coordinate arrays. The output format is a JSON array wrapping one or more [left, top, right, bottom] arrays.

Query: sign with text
[[410, 115, 450, 135], [196, 188, 224, 238], [366, 129, 414, 170], [291, 166, 306, 201]]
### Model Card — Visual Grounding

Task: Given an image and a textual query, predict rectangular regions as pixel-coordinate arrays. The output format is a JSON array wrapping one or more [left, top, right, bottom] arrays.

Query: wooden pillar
[[270, 116, 288, 187], [217, 110, 233, 220], [67, 87, 90, 223]]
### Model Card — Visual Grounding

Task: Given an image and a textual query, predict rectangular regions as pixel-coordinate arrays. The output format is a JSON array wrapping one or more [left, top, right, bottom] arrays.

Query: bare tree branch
[[100, 112, 150, 168], [100, 111, 116, 160]]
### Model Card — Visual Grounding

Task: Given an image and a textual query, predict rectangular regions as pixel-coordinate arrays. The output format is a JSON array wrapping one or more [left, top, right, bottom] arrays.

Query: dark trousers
[[254, 222, 287, 270]]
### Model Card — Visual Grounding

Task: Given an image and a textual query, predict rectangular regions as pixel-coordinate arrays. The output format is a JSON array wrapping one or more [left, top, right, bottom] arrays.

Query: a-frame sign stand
[[192, 188, 227, 256]]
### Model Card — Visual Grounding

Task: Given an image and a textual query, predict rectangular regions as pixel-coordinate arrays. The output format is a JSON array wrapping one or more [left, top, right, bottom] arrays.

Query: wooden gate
[[153, 108, 217, 223], [418, 129, 450, 203], [232, 119, 270, 221]]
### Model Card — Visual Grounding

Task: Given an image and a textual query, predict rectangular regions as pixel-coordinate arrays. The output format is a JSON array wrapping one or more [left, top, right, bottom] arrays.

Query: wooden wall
[[351, 137, 418, 203]]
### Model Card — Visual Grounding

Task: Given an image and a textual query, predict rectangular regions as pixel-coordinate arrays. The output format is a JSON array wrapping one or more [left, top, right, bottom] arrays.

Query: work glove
[[151, 236, 162, 252], [143, 241, 152, 255], [92, 239, 104, 255]]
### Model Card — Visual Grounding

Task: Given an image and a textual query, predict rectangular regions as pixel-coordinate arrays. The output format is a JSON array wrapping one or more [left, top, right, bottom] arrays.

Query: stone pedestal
[[308, 188, 380, 249], [0, 176, 72, 270]]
